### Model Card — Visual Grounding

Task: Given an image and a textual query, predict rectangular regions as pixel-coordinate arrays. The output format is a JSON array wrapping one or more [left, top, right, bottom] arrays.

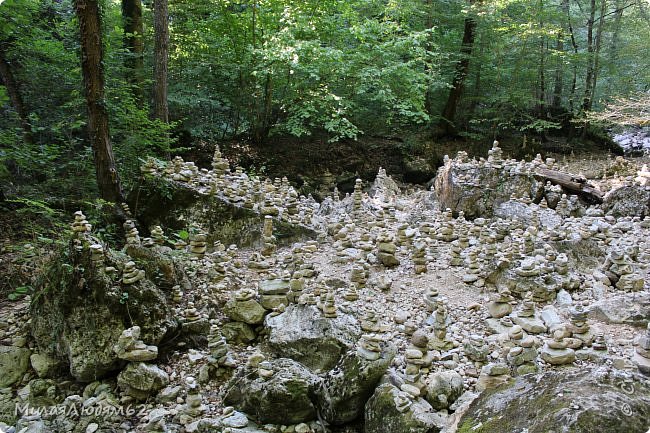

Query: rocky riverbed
[[1, 143, 650, 433]]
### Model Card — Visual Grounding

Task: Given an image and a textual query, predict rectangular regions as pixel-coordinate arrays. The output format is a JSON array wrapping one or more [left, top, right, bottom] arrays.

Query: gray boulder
[[425, 370, 464, 410], [588, 292, 650, 327], [223, 358, 321, 425], [318, 342, 396, 425], [30, 238, 179, 382], [266, 304, 361, 372], [602, 185, 650, 217], [433, 157, 543, 218], [117, 362, 169, 400], [458, 366, 650, 433], [224, 298, 267, 325], [494, 200, 562, 228], [0, 345, 30, 387], [29, 353, 63, 379], [365, 383, 445, 433]]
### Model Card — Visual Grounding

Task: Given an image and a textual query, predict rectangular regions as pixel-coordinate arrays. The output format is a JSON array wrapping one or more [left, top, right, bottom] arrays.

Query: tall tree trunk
[[537, 0, 546, 122], [153, 0, 169, 123], [424, 0, 435, 118], [440, 1, 477, 136], [75, 0, 124, 203], [552, 0, 569, 111], [566, 0, 579, 115], [582, 0, 596, 112], [122, 0, 145, 106], [0, 49, 33, 145], [590, 0, 607, 106]]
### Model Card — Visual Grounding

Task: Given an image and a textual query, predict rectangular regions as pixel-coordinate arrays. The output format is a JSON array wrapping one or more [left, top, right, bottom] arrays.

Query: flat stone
[[512, 315, 546, 334]]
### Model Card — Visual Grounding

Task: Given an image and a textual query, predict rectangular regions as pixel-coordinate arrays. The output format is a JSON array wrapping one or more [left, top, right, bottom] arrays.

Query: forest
[[0, 0, 649, 207], [2, 2, 650, 433]]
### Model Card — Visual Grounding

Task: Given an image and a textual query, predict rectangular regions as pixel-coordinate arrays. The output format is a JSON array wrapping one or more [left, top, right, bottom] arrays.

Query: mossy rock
[[30, 237, 179, 382], [458, 366, 650, 433]]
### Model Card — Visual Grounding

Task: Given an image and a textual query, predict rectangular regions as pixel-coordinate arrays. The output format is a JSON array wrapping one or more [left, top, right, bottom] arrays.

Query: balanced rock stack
[[71, 210, 91, 236], [89, 244, 104, 262], [376, 233, 399, 267], [189, 231, 208, 258], [261, 215, 277, 257], [541, 329, 576, 365], [258, 278, 290, 310], [113, 326, 158, 362], [151, 225, 165, 246], [212, 145, 229, 177], [124, 220, 141, 245], [122, 261, 145, 284], [357, 334, 383, 361], [486, 289, 514, 319]]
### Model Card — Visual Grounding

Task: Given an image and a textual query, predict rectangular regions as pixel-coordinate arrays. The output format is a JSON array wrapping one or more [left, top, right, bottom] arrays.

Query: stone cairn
[[357, 334, 383, 361], [124, 220, 141, 246], [261, 215, 277, 257], [189, 230, 208, 258], [89, 244, 104, 263], [541, 329, 576, 366], [71, 210, 91, 236], [122, 261, 145, 284], [506, 325, 537, 375], [113, 326, 158, 362]]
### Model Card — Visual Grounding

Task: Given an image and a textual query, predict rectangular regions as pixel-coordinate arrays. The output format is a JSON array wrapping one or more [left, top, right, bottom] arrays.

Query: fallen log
[[534, 168, 604, 203]]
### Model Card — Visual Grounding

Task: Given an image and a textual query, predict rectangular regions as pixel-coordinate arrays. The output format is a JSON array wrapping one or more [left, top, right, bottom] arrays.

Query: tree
[[440, 0, 477, 136], [75, 0, 124, 203], [153, 0, 169, 123], [122, 0, 145, 106], [0, 48, 33, 145]]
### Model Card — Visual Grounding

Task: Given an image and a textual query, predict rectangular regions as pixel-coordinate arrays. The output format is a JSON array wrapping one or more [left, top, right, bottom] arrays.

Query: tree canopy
[[1, 0, 649, 198]]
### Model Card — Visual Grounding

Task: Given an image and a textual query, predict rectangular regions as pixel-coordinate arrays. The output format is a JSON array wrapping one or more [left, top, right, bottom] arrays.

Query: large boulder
[[266, 304, 361, 372], [117, 362, 169, 400], [588, 292, 650, 327], [223, 358, 321, 425], [318, 342, 397, 425], [0, 345, 31, 387], [433, 156, 543, 218], [365, 383, 445, 433], [457, 366, 650, 433], [494, 200, 562, 229], [30, 237, 179, 382], [425, 370, 464, 410], [602, 185, 650, 218], [129, 176, 317, 248]]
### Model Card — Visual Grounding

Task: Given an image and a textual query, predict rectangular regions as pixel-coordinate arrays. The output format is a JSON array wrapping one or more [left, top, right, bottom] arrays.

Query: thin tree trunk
[[538, 0, 546, 121], [582, 0, 596, 112], [566, 0, 578, 115], [75, 0, 124, 203], [0, 49, 33, 145], [424, 0, 435, 118], [590, 0, 607, 106], [468, 31, 484, 116], [153, 0, 169, 123], [552, 0, 569, 111], [122, 0, 145, 106], [440, 1, 477, 136]]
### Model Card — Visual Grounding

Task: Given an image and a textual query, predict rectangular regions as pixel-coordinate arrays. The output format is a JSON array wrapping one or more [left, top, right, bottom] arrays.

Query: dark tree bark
[[440, 1, 477, 136], [552, 0, 569, 111], [0, 48, 33, 145], [582, 0, 597, 112], [590, 0, 607, 106], [122, 0, 145, 106], [153, 0, 169, 123], [75, 0, 124, 203]]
